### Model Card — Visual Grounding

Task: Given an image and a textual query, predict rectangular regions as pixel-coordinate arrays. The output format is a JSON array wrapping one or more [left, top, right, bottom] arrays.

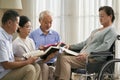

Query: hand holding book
[[39, 42, 66, 60], [60, 47, 79, 56], [42, 51, 58, 63], [22, 42, 76, 63], [39, 42, 65, 51], [23, 50, 45, 59]]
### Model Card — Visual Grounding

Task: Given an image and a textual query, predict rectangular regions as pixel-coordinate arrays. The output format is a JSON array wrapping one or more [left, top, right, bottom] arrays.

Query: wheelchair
[[71, 50, 114, 80], [98, 58, 120, 80], [97, 35, 120, 80], [70, 35, 119, 80]]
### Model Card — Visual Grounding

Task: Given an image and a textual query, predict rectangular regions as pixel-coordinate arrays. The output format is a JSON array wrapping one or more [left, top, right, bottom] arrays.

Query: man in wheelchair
[[54, 6, 117, 80]]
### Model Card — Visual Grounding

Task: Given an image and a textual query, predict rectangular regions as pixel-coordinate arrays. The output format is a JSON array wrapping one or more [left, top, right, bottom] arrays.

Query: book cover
[[39, 42, 65, 59], [23, 42, 66, 61], [40, 46, 59, 59], [42, 42, 65, 51]]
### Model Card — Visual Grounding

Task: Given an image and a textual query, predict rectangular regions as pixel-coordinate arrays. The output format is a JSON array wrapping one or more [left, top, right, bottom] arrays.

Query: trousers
[[0, 63, 41, 80], [55, 53, 85, 80]]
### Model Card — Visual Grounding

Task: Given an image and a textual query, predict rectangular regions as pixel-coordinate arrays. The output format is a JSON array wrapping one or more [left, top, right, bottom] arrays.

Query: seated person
[[54, 6, 117, 80], [29, 10, 61, 64], [13, 16, 49, 80], [0, 10, 39, 80]]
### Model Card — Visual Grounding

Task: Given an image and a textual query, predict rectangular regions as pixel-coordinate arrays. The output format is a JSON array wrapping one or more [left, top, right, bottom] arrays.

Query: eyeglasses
[[23, 25, 32, 29]]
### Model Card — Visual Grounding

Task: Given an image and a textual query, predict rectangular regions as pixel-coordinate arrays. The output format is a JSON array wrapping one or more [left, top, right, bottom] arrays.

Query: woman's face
[[99, 10, 112, 26], [19, 21, 31, 37]]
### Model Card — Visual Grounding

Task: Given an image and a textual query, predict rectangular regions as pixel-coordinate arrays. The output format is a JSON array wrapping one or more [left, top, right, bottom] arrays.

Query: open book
[[42, 42, 65, 51], [23, 50, 45, 58], [60, 47, 79, 56], [22, 43, 79, 60], [40, 46, 60, 59], [23, 42, 66, 60], [40, 42, 66, 59]]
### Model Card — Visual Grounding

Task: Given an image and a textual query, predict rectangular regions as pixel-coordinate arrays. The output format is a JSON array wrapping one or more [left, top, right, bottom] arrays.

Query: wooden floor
[[71, 73, 84, 80], [71, 72, 95, 80]]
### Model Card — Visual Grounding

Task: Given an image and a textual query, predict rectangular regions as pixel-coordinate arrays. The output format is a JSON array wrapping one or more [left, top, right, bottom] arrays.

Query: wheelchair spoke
[[98, 59, 120, 80]]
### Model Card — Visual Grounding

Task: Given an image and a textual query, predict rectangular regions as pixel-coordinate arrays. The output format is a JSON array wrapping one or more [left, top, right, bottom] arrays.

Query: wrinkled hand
[[76, 53, 88, 61], [39, 45, 45, 50], [27, 56, 38, 64], [63, 44, 70, 49]]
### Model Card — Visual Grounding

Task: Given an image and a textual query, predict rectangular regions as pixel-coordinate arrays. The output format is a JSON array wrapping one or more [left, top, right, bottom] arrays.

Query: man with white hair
[[30, 10, 60, 80]]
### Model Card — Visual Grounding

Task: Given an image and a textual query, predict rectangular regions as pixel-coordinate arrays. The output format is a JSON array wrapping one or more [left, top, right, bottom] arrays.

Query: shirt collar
[[0, 27, 13, 41], [39, 26, 53, 35]]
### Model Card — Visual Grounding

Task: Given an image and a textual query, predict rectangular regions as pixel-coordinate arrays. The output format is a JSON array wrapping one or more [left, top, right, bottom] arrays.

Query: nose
[[29, 27, 31, 30], [47, 23, 51, 27]]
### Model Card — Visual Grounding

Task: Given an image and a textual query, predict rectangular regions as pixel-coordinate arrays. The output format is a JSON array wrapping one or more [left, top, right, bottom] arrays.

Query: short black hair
[[17, 16, 30, 33], [2, 10, 19, 24], [99, 6, 115, 22], [19, 16, 30, 27]]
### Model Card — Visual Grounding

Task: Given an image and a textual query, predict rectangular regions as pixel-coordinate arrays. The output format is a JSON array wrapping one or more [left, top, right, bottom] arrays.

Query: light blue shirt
[[29, 27, 60, 63], [0, 27, 14, 79]]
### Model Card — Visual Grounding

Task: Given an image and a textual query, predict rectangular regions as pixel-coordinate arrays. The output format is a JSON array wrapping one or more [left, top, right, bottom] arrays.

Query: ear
[[7, 20, 12, 26], [19, 27, 22, 32], [109, 15, 112, 20], [39, 19, 41, 23]]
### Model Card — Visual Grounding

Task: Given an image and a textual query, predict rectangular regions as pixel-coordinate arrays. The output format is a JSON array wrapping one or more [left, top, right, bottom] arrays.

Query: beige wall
[[0, 10, 3, 26], [0, 9, 22, 40], [0, 0, 36, 27], [0, 0, 34, 39], [0, 0, 120, 40]]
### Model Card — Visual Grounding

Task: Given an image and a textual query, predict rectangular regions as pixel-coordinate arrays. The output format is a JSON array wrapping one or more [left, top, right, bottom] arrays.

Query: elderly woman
[[55, 6, 117, 80], [13, 16, 48, 80]]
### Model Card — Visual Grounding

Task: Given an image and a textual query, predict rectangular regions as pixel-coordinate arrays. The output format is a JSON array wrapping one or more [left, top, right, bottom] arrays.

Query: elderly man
[[30, 10, 60, 80]]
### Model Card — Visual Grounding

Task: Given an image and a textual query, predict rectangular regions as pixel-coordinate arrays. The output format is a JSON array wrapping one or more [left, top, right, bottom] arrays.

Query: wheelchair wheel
[[98, 59, 120, 80]]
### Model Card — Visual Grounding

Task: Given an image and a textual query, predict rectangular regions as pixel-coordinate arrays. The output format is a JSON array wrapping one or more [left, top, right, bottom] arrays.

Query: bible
[[23, 50, 45, 58], [60, 47, 79, 56], [40, 46, 60, 59], [40, 42, 66, 59], [23, 42, 66, 60]]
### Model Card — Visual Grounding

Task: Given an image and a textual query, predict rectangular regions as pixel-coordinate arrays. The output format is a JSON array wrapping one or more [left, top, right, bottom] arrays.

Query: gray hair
[[39, 10, 52, 21]]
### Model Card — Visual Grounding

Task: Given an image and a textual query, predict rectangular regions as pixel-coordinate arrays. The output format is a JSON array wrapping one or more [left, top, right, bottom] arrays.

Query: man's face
[[12, 17, 20, 33], [8, 17, 20, 34], [40, 15, 52, 32]]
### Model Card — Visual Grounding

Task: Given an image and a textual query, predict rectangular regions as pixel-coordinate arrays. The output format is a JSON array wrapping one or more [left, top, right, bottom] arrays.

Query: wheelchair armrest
[[86, 51, 114, 73], [90, 51, 113, 56], [117, 35, 120, 40]]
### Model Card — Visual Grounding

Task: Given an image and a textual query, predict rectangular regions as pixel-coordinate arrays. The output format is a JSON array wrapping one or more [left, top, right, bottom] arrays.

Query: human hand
[[27, 56, 38, 64], [39, 45, 45, 50], [76, 53, 88, 61], [63, 44, 70, 49], [43, 51, 58, 63]]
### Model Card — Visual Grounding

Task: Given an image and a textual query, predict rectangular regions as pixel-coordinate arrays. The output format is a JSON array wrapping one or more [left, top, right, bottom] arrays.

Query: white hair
[[39, 10, 52, 21]]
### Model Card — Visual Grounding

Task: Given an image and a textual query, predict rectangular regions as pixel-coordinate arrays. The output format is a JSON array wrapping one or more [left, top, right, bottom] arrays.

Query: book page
[[44, 46, 59, 54], [40, 46, 59, 59], [39, 42, 66, 60], [60, 47, 79, 56], [23, 50, 45, 58], [42, 42, 65, 51]]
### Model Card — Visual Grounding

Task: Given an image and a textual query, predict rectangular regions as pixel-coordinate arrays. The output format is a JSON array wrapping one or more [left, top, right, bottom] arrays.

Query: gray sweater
[[70, 26, 117, 61]]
